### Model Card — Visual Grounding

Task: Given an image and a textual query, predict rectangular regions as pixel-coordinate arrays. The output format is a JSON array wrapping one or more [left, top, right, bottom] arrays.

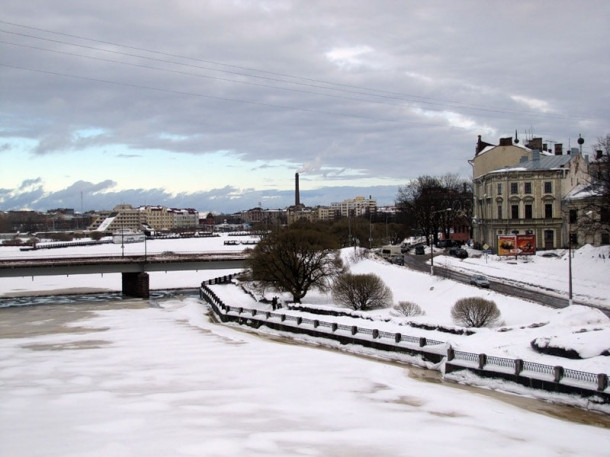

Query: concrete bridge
[[0, 252, 247, 298]]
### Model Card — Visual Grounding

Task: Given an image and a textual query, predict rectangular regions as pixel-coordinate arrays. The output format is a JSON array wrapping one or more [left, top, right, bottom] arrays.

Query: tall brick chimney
[[295, 173, 300, 206]]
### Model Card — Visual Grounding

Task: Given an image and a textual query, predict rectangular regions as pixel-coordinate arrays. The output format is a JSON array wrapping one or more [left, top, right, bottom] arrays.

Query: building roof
[[564, 183, 603, 201], [490, 154, 573, 174]]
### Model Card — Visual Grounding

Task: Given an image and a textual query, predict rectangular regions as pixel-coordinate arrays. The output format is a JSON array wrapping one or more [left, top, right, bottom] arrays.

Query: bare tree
[[451, 297, 501, 327], [396, 174, 473, 245], [245, 222, 343, 303], [576, 134, 610, 243], [332, 273, 393, 311], [396, 176, 445, 245]]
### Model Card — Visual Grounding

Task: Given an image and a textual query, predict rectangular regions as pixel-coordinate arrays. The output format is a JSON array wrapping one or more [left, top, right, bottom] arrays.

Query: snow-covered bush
[[332, 273, 393, 311], [392, 301, 425, 317], [451, 297, 501, 328]]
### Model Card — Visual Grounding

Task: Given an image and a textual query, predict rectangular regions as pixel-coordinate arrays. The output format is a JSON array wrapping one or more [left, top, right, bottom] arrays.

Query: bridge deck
[[0, 253, 247, 277]]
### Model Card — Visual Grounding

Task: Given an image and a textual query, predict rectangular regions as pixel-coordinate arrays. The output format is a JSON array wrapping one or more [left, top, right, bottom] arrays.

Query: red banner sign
[[498, 234, 536, 256]]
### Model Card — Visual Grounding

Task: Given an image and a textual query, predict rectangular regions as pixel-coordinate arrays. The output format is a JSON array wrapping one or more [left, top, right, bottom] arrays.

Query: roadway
[[402, 250, 609, 316]]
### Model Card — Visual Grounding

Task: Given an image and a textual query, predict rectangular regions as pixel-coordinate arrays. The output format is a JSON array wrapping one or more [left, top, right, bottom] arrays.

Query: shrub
[[451, 297, 501, 328], [332, 273, 393, 311], [392, 301, 425, 317]]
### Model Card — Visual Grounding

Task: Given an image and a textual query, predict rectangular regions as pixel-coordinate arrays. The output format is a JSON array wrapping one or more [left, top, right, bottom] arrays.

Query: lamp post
[[121, 216, 125, 257], [142, 225, 148, 263], [430, 232, 435, 275], [430, 207, 452, 275], [568, 218, 572, 306]]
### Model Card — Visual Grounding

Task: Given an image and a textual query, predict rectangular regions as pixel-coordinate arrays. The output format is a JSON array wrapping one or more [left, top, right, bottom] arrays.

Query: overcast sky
[[1, 1, 608, 214]]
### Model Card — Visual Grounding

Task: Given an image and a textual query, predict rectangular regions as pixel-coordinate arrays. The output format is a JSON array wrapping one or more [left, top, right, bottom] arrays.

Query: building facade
[[471, 136, 589, 251]]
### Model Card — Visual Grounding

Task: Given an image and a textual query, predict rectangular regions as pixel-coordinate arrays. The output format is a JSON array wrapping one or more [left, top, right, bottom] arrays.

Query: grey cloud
[[1, 179, 400, 215], [1, 1, 608, 200]]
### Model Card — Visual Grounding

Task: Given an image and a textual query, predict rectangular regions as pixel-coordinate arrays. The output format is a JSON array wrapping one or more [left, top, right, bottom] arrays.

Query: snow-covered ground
[[1, 235, 609, 456], [1, 298, 608, 457]]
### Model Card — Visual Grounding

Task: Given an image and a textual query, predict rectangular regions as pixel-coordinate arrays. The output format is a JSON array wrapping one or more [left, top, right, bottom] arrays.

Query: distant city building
[[330, 196, 377, 218], [89, 204, 199, 233], [286, 196, 377, 225], [140, 206, 173, 231], [241, 207, 286, 228], [89, 204, 144, 233], [168, 208, 199, 230]]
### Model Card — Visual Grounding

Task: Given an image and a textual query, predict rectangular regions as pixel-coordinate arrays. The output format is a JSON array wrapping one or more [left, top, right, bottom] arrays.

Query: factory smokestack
[[295, 172, 301, 206]]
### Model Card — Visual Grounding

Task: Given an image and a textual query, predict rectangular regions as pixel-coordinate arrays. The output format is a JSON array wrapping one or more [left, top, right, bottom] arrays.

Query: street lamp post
[[143, 226, 148, 263], [430, 233, 435, 275], [430, 207, 452, 276], [568, 233, 572, 306]]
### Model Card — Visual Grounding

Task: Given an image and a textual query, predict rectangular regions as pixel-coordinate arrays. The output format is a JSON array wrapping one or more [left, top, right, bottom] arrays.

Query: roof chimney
[[554, 143, 563, 155], [526, 137, 543, 151], [295, 173, 300, 207]]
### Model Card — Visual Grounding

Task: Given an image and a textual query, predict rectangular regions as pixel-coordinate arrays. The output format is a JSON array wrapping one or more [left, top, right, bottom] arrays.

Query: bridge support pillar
[[122, 272, 150, 298]]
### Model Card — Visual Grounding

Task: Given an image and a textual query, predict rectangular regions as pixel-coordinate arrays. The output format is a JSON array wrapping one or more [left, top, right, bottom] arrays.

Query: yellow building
[[471, 136, 589, 250], [140, 206, 173, 231]]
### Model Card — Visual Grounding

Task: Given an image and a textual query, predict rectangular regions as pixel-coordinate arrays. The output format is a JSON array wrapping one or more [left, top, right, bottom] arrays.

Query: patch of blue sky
[[74, 128, 108, 138], [157, 132, 192, 142]]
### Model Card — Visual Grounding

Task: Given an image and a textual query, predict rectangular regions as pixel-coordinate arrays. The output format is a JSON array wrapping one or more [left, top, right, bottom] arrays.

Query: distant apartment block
[[89, 204, 200, 232], [330, 196, 377, 218], [287, 196, 377, 225]]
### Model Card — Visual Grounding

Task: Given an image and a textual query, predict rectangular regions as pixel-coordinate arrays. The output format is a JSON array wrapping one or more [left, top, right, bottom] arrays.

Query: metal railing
[[200, 281, 609, 395]]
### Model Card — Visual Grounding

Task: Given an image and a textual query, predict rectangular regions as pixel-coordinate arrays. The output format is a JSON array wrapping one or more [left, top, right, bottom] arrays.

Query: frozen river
[[0, 295, 608, 457]]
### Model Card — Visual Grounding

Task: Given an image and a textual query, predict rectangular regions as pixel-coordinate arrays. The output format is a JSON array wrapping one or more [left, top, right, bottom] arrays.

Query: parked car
[[449, 247, 468, 258], [470, 274, 490, 288], [415, 245, 425, 255], [455, 248, 468, 259], [390, 255, 404, 265]]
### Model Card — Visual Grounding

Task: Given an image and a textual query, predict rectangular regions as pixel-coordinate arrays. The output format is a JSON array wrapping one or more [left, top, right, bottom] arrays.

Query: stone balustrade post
[[598, 373, 608, 391], [478, 353, 487, 369], [554, 366, 564, 383]]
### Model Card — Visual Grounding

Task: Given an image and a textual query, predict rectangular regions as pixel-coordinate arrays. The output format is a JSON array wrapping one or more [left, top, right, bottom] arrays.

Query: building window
[[544, 181, 552, 193], [545, 204, 553, 218], [569, 209, 577, 224], [525, 204, 532, 219], [524, 182, 532, 194], [510, 182, 518, 194], [511, 204, 519, 219], [497, 183, 502, 195], [497, 205, 503, 220], [544, 230, 554, 248]]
